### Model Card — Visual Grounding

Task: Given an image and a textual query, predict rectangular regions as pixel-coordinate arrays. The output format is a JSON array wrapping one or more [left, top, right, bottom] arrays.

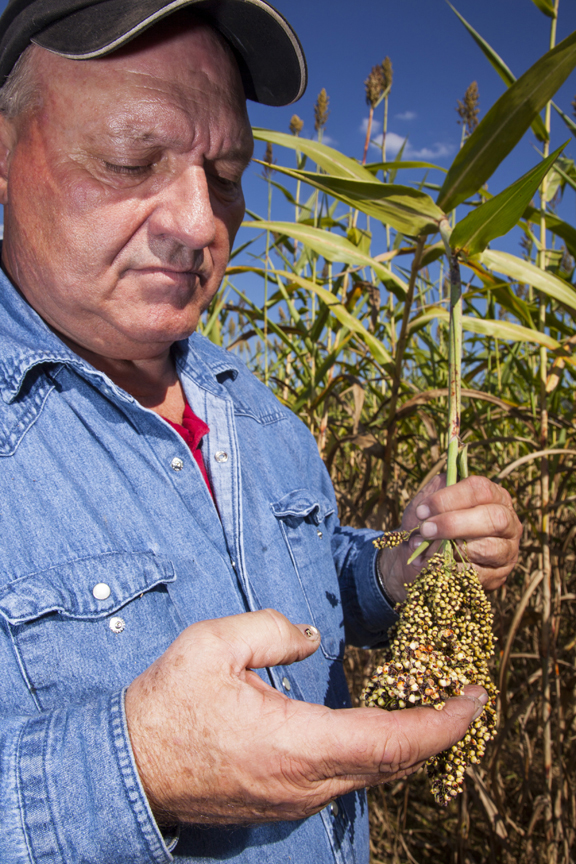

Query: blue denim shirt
[[0, 269, 397, 864]]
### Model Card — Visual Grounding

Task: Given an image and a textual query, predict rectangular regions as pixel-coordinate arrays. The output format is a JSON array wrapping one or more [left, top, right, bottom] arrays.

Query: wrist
[[376, 548, 399, 608]]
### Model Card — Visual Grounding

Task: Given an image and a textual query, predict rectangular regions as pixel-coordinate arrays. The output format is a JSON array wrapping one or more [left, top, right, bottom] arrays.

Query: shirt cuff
[[346, 532, 399, 643], [14, 688, 173, 864]]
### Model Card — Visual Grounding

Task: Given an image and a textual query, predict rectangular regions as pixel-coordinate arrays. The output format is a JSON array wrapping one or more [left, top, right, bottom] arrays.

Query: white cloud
[[320, 133, 337, 147], [377, 131, 407, 157], [360, 116, 454, 161], [395, 110, 417, 121], [359, 117, 381, 135]]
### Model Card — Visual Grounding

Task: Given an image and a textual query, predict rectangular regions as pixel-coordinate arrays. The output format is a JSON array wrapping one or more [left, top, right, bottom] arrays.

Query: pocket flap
[[271, 489, 335, 525], [0, 552, 176, 624]]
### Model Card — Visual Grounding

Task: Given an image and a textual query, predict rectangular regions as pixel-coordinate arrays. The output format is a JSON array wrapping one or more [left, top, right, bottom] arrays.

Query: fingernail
[[409, 534, 423, 551], [416, 504, 431, 520], [467, 691, 488, 720], [472, 701, 487, 721], [304, 626, 320, 640], [420, 521, 437, 538]]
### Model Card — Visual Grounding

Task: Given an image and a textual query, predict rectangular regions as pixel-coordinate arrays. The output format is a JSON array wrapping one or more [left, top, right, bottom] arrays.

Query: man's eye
[[210, 174, 241, 199], [103, 162, 151, 176]]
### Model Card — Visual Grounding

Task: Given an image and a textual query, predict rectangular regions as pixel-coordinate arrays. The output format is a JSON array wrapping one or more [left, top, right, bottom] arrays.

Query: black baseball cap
[[0, 0, 307, 105]]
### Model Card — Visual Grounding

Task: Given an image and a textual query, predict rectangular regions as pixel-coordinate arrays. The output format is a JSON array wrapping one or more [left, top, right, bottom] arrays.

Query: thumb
[[202, 608, 322, 673], [297, 685, 490, 781]]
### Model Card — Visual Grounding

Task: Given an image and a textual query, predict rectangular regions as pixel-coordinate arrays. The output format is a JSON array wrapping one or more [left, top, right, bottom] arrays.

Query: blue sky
[[0, 0, 575, 261], [244, 0, 576, 224]]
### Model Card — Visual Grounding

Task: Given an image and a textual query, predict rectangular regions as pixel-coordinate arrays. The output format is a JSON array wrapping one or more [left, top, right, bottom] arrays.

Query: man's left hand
[[378, 474, 522, 605]]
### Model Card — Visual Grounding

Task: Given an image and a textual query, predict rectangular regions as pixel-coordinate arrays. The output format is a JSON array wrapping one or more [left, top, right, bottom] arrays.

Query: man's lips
[[131, 266, 204, 276], [121, 266, 212, 288]]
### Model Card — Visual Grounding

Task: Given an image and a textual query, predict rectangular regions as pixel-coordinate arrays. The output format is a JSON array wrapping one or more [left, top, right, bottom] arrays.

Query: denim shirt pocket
[[271, 490, 344, 661], [0, 551, 181, 711]]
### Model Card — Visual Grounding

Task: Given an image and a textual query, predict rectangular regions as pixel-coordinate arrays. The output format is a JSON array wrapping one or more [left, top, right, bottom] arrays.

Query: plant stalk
[[380, 235, 426, 507], [440, 219, 462, 490], [540, 3, 559, 858]]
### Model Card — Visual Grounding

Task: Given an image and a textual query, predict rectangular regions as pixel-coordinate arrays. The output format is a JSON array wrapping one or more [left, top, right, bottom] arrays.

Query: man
[[0, 1, 521, 862]]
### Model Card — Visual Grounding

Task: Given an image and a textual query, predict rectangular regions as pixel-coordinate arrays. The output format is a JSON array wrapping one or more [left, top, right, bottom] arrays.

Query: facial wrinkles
[[2, 24, 253, 358]]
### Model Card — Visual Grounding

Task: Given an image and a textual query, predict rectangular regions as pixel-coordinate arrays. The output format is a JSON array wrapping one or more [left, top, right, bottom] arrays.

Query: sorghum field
[[202, 3, 576, 861]]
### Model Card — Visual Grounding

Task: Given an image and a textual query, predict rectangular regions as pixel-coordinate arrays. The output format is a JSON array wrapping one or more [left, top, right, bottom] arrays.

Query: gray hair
[[0, 44, 43, 119]]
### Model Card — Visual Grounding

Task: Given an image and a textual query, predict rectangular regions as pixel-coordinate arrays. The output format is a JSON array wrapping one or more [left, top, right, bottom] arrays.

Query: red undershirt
[[162, 403, 215, 500]]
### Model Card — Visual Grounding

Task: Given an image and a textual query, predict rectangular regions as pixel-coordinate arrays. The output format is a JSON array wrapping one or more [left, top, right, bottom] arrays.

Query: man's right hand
[[125, 609, 488, 825]]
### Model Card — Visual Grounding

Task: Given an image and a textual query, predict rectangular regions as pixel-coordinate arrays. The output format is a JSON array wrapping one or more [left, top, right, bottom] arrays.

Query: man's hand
[[125, 609, 487, 825], [378, 474, 522, 605]]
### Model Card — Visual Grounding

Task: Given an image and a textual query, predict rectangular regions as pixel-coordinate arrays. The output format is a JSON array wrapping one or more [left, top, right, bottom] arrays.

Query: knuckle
[[260, 607, 291, 635], [467, 474, 494, 504], [489, 505, 511, 535]]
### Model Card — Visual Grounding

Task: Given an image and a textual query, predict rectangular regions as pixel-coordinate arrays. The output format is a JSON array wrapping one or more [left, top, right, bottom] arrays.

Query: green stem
[[381, 94, 389, 180], [380, 235, 426, 502], [264, 177, 272, 386], [540, 4, 559, 854], [440, 219, 462, 490]]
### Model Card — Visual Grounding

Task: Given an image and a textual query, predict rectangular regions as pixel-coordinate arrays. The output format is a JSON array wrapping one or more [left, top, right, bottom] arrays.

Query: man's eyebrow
[[103, 127, 168, 146]]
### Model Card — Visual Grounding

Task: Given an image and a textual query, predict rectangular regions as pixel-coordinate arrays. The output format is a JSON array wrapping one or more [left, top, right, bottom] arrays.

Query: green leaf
[[478, 249, 576, 313], [552, 101, 576, 138], [450, 144, 565, 256], [462, 316, 559, 348], [252, 161, 444, 236], [523, 205, 576, 259], [253, 128, 376, 181], [242, 220, 409, 296], [272, 269, 393, 367], [531, 0, 556, 18], [364, 160, 447, 174], [446, 2, 548, 143], [436, 28, 576, 213], [552, 157, 576, 196], [410, 305, 559, 348]]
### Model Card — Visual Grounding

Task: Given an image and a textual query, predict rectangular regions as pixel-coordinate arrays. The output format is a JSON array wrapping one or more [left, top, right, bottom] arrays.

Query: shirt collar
[[0, 265, 239, 403]]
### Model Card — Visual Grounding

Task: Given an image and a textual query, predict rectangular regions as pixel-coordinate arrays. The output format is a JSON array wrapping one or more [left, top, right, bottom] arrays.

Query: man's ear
[[0, 114, 17, 205]]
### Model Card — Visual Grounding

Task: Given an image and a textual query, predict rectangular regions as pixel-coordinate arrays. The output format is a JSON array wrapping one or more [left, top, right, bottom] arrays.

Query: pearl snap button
[[282, 677, 291, 691], [92, 583, 111, 601], [317, 529, 323, 538], [109, 617, 125, 634], [329, 801, 339, 817], [171, 457, 184, 471], [214, 451, 229, 463]]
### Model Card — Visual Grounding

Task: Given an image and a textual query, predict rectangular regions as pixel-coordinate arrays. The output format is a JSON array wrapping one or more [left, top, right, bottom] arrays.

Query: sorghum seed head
[[314, 88, 330, 133], [362, 547, 498, 806], [289, 114, 304, 136]]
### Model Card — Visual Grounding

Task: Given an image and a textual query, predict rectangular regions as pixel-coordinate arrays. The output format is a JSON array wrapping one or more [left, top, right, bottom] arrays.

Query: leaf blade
[[252, 128, 376, 181], [450, 144, 565, 256], [272, 269, 393, 366], [437, 28, 576, 212], [409, 305, 559, 348], [242, 219, 409, 296], [252, 161, 444, 235], [478, 249, 576, 313], [446, 1, 548, 142]]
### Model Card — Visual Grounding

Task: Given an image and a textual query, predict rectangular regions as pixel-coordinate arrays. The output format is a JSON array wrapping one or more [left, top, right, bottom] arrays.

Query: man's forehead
[[29, 33, 252, 164], [38, 18, 243, 92], [34, 21, 250, 130]]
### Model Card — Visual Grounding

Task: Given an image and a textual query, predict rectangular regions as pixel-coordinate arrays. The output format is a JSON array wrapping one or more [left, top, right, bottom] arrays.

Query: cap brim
[[32, 0, 306, 106]]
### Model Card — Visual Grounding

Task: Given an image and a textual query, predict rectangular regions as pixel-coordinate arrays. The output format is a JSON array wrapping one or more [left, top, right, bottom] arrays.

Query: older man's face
[[0, 22, 253, 360]]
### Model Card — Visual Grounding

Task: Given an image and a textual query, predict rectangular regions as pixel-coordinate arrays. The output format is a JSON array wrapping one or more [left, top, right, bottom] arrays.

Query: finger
[[464, 534, 519, 568], [418, 502, 520, 543], [415, 475, 514, 521], [195, 608, 322, 674], [293, 688, 488, 782]]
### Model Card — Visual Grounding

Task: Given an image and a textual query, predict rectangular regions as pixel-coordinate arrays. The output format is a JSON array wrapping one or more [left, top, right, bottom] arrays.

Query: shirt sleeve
[[331, 524, 399, 648], [0, 689, 173, 864]]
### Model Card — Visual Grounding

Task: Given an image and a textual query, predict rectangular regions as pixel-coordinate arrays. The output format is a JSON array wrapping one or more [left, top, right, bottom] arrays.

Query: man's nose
[[149, 166, 216, 249]]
